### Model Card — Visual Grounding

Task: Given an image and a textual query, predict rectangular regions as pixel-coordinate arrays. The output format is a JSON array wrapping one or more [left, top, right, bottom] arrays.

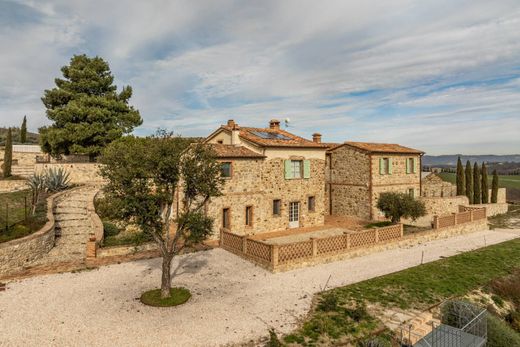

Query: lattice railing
[[246, 239, 271, 264], [316, 234, 349, 255], [221, 229, 243, 253], [377, 224, 403, 242], [350, 229, 377, 248], [434, 207, 486, 229], [278, 240, 313, 264]]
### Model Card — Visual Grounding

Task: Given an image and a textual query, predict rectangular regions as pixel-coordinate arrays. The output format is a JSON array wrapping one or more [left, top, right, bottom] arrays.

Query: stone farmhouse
[[325, 142, 423, 220], [201, 119, 427, 238], [203, 119, 328, 237]]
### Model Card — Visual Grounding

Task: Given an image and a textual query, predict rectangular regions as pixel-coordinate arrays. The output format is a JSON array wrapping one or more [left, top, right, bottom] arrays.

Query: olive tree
[[376, 192, 426, 224], [99, 132, 223, 298]]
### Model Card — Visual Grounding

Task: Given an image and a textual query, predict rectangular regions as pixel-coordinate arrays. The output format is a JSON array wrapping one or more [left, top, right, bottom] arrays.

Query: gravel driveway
[[0, 229, 518, 347]]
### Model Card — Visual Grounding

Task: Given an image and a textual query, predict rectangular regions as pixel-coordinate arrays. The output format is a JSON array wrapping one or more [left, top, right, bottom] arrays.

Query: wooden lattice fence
[[433, 207, 486, 229]]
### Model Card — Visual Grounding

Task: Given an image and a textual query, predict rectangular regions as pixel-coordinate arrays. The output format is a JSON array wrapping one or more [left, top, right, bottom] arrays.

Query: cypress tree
[[465, 160, 473, 204], [456, 157, 465, 196], [3, 128, 12, 178], [473, 162, 481, 204], [481, 163, 489, 203], [20, 115, 27, 143], [491, 170, 499, 203]]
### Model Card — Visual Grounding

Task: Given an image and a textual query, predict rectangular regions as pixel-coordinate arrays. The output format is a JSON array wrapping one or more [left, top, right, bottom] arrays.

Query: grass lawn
[[140, 287, 191, 307], [488, 204, 520, 229], [0, 189, 48, 243], [437, 172, 520, 190], [284, 238, 520, 346]]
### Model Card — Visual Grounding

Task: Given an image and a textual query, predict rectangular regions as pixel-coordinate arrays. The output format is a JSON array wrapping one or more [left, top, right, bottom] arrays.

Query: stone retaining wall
[[35, 163, 105, 184], [462, 203, 509, 217], [0, 180, 28, 193], [96, 242, 158, 258], [0, 191, 64, 275]]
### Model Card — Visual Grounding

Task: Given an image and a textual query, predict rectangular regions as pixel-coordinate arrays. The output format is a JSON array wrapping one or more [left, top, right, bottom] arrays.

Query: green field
[[438, 172, 520, 201], [437, 172, 520, 189]]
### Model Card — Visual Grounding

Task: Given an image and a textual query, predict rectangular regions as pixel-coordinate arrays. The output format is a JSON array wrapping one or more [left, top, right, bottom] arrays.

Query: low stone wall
[[0, 190, 64, 276], [35, 163, 105, 184], [0, 180, 28, 193], [96, 242, 158, 258]]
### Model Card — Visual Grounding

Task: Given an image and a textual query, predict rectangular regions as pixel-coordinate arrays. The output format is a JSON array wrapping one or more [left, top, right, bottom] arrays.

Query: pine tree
[[473, 163, 481, 204], [481, 163, 489, 203], [20, 115, 27, 143], [3, 128, 13, 178], [40, 54, 142, 160], [456, 157, 465, 196], [491, 170, 499, 203], [465, 161, 473, 204]]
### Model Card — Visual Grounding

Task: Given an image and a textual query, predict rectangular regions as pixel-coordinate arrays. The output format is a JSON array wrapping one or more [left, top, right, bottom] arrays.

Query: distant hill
[[0, 127, 39, 146], [423, 154, 520, 166]]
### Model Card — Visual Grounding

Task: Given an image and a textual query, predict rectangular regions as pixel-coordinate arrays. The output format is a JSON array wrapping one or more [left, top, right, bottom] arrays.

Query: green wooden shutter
[[388, 158, 393, 175], [284, 160, 292, 179], [412, 158, 416, 173], [303, 160, 311, 178], [379, 158, 384, 175], [406, 158, 410, 174]]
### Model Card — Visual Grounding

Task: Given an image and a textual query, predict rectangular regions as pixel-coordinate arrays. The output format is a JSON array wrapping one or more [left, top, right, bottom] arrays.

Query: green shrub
[[491, 295, 504, 308], [505, 311, 520, 333], [487, 314, 520, 347], [357, 337, 390, 347], [265, 329, 283, 347], [317, 293, 339, 312], [103, 222, 120, 237]]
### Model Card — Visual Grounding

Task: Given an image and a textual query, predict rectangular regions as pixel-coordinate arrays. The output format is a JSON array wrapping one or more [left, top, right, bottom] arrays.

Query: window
[[217, 140, 224, 144], [308, 196, 315, 212], [380, 158, 390, 175], [245, 206, 253, 226], [408, 188, 415, 198], [222, 208, 230, 229], [406, 158, 416, 174], [220, 162, 232, 178], [273, 200, 281, 216], [291, 160, 302, 178]]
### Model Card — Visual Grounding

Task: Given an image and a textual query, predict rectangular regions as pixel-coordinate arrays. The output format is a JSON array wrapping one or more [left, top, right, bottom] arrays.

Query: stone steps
[[54, 208, 87, 214], [54, 214, 89, 222]]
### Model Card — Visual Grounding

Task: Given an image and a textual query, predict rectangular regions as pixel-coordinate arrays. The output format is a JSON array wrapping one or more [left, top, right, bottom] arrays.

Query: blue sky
[[1, 0, 520, 155]]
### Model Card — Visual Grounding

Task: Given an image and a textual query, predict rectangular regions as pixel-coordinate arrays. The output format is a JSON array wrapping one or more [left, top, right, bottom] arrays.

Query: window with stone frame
[[220, 162, 232, 178], [245, 206, 253, 226], [273, 199, 281, 216], [308, 196, 316, 212], [408, 188, 415, 198], [380, 157, 390, 175]]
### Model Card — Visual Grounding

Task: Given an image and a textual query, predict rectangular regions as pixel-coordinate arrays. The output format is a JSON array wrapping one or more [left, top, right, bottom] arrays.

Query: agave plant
[[44, 167, 71, 192], [26, 172, 46, 215]]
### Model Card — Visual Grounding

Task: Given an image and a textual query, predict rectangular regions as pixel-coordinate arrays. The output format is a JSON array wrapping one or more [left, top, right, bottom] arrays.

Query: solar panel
[[251, 131, 292, 141]]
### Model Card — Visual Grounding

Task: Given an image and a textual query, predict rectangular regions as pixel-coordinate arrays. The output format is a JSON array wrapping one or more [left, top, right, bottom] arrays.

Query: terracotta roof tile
[[332, 141, 423, 154], [208, 143, 265, 159], [221, 125, 328, 148]]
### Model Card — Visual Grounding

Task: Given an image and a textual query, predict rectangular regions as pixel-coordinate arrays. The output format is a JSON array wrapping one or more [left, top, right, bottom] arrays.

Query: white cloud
[[0, 0, 519, 154]]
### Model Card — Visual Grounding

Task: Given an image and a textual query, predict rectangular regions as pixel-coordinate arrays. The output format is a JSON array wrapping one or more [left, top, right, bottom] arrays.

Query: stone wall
[[404, 195, 470, 227], [422, 173, 456, 197], [0, 191, 62, 276], [327, 146, 371, 219], [204, 157, 326, 239], [0, 180, 28, 193], [35, 163, 104, 184], [466, 203, 509, 217]]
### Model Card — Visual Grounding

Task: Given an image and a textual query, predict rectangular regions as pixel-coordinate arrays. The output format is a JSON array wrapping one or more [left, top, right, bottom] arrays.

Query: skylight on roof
[[251, 131, 292, 141]]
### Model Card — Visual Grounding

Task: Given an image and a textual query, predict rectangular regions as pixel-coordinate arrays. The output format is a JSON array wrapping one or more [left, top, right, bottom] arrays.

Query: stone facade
[[327, 144, 422, 220], [34, 163, 104, 184], [421, 173, 456, 197]]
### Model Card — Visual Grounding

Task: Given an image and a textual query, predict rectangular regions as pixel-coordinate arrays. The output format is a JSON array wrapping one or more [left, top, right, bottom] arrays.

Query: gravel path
[[0, 229, 518, 347]]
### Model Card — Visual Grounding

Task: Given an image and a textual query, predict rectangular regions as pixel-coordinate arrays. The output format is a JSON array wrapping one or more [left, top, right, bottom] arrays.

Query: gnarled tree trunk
[[160, 253, 173, 298]]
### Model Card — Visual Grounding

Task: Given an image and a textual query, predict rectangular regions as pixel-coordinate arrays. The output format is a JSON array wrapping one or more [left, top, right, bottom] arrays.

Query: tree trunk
[[160, 254, 172, 298]]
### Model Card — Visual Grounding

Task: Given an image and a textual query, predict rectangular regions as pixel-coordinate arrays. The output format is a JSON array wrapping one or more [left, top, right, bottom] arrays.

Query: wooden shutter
[[406, 158, 410, 174], [388, 158, 393, 175], [379, 158, 384, 175], [284, 160, 292, 179], [303, 160, 311, 178], [412, 158, 416, 173]]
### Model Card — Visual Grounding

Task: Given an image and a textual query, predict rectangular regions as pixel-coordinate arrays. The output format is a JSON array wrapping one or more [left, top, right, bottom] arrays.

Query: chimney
[[227, 120, 240, 146], [312, 133, 322, 143], [227, 119, 236, 128], [269, 119, 280, 129]]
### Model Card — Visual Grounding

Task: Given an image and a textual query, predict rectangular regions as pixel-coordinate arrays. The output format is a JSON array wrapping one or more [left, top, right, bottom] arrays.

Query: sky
[[1, 0, 520, 155]]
